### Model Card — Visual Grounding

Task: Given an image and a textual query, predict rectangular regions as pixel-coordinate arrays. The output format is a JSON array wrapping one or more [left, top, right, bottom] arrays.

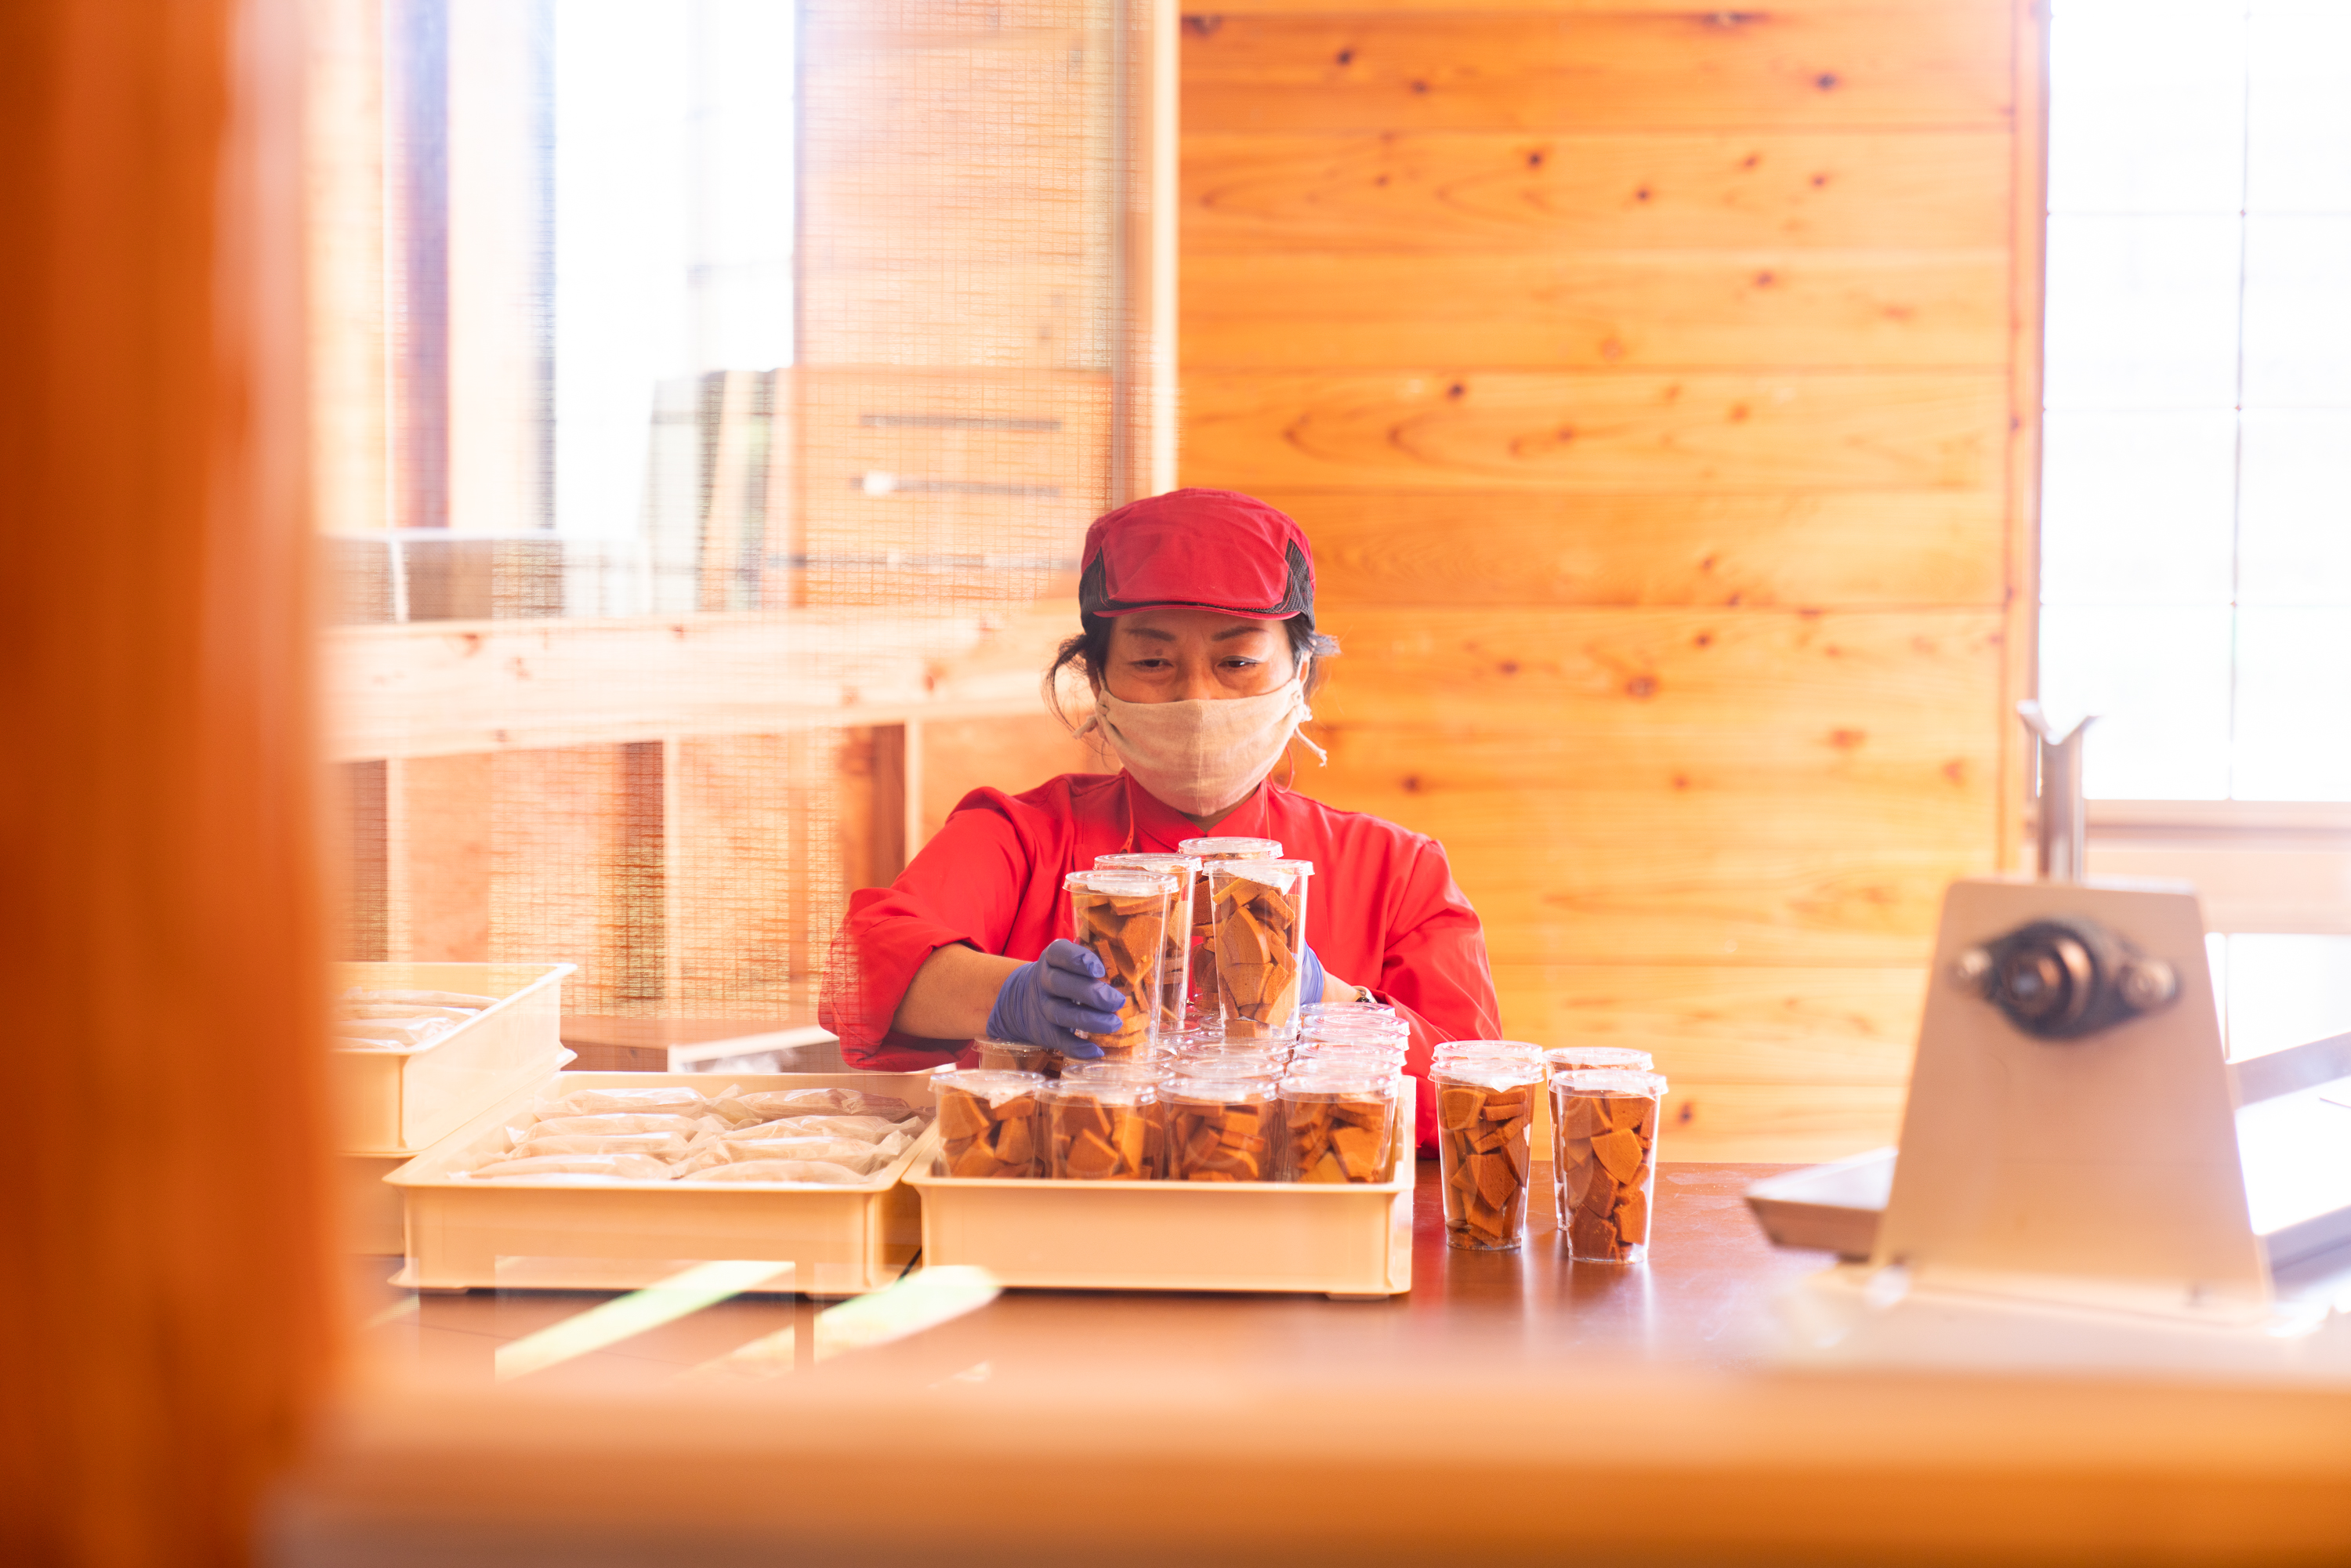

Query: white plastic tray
[[385, 1070, 939, 1296], [1744, 1147, 1896, 1259], [331, 961, 575, 1154], [906, 1112, 1415, 1298]]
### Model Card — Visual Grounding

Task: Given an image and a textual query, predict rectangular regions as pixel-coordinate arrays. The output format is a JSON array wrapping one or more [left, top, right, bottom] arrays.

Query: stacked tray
[[386, 1070, 939, 1296], [333, 961, 575, 1253]]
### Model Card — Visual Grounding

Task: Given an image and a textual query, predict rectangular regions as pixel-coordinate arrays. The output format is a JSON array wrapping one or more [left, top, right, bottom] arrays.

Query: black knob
[[1956, 917, 2176, 1041]]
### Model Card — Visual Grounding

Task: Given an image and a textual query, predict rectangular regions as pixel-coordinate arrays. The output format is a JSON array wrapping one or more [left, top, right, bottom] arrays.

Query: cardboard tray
[[385, 1070, 939, 1296], [332, 961, 575, 1154], [906, 1112, 1415, 1298]]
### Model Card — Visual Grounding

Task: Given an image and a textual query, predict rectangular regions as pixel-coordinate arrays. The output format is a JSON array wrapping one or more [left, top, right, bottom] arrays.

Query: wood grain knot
[[1625, 675, 1658, 700], [1814, 72, 1840, 91], [1829, 728, 1865, 751], [1182, 14, 1223, 38]]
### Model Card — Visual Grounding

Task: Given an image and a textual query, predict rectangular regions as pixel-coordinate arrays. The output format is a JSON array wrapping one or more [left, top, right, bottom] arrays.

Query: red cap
[[1078, 488, 1315, 623]]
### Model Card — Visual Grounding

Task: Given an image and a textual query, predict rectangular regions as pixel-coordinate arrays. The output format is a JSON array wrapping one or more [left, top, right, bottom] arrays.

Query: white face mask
[[1078, 673, 1326, 819]]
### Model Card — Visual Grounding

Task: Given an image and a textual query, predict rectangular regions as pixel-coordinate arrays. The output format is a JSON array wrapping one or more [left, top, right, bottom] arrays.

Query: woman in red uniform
[[820, 488, 1499, 1146]]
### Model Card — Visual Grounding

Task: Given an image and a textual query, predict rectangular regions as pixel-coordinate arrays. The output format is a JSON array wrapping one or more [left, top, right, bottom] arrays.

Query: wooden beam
[[320, 601, 1078, 762]]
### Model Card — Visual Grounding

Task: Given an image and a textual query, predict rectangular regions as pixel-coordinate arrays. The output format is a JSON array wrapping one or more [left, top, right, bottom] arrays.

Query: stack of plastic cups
[[1291, 1012, 1409, 1179], [1277, 1069, 1400, 1183], [1299, 999, 1396, 1027], [1176, 835, 1284, 1016], [1092, 850, 1202, 1041]]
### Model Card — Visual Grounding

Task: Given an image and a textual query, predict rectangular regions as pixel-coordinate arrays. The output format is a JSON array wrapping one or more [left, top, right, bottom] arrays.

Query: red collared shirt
[[820, 772, 1502, 1151]]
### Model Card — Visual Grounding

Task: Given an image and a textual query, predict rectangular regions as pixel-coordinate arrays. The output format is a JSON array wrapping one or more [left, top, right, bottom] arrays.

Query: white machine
[[1751, 706, 2351, 1345]]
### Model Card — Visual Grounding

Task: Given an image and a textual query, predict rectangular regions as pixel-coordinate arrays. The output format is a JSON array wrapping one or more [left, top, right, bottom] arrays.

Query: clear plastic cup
[[1293, 1045, 1406, 1077], [1555, 1068, 1668, 1263], [1063, 867, 1180, 1059], [1434, 1058, 1543, 1250], [1041, 1077, 1161, 1180], [933, 1069, 1047, 1179], [1177, 837, 1284, 1009], [1093, 852, 1201, 1031], [1161, 1075, 1280, 1182], [1436, 1037, 1545, 1059], [973, 1037, 1062, 1077], [1541, 1045, 1655, 1075], [1306, 1022, 1408, 1050], [1278, 1073, 1398, 1183], [1300, 1000, 1396, 1019], [1205, 858, 1314, 1041]]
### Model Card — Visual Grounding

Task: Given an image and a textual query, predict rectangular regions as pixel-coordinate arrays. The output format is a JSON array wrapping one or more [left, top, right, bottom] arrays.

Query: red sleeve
[[819, 798, 1034, 1070], [1366, 838, 1502, 1154]]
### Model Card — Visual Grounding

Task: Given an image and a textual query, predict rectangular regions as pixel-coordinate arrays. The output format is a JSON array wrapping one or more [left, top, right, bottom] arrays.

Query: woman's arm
[[891, 944, 1024, 1039]]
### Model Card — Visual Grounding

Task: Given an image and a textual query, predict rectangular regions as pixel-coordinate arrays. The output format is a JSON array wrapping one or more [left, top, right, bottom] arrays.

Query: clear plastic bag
[[504, 1132, 697, 1161], [716, 1113, 911, 1146], [706, 1135, 897, 1175], [507, 1112, 724, 1146], [730, 1088, 913, 1121], [464, 1153, 674, 1182], [678, 1160, 871, 1185]]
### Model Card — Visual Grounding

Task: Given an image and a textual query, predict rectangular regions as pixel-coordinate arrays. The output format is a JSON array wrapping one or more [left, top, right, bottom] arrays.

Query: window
[[2040, 0, 2351, 1052], [310, 0, 1163, 1044]]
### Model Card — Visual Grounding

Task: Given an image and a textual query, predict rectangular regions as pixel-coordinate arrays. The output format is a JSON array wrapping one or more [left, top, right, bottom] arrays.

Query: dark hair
[[1045, 612, 1338, 733]]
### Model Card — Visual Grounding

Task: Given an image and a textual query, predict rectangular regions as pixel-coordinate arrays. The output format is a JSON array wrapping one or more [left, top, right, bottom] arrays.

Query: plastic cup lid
[[1178, 836, 1285, 859], [1095, 852, 1203, 874], [1209, 856, 1313, 890], [1041, 1077, 1154, 1105], [1433, 1059, 1544, 1090], [1542, 1045, 1655, 1072], [1065, 867, 1179, 896], [936, 1069, 1046, 1107], [1559, 1068, 1668, 1096]]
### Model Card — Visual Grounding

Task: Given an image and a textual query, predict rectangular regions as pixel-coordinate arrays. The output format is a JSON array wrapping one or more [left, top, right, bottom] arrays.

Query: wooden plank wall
[[1181, 0, 2038, 1159]]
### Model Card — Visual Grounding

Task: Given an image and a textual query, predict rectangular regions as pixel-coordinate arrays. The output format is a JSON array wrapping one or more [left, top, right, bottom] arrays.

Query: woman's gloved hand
[[984, 939, 1124, 1059], [1299, 945, 1327, 1008]]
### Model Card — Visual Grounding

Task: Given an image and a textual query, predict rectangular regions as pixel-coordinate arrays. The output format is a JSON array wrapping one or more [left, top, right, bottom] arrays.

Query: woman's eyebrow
[[1125, 626, 1176, 642], [1212, 625, 1262, 642]]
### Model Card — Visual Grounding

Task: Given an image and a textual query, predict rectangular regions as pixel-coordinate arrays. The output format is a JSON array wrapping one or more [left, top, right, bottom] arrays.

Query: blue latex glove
[[1299, 944, 1327, 1007], [985, 939, 1124, 1059]]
